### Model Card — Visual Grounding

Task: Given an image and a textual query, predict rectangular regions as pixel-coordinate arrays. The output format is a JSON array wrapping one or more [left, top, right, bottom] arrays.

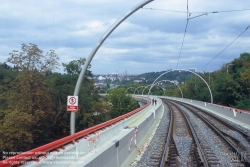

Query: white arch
[[150, 80, 183, 98], [148, 69, 213, 103], [142, 84, 165, 96], [125, 87, 138, 94], [70, 0, 155, 134], [134, 86, 145, 94]]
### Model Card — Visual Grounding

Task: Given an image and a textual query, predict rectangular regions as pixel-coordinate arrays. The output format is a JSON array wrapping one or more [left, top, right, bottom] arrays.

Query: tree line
[[1, 43, 249, 159], [0, 43, 138, 159], [170, 52, 250, 110], [129, 53, 250, 110]]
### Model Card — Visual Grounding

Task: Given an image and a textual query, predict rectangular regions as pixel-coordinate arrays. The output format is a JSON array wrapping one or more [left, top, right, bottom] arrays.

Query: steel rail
[[168, 100, 209, 167], [175, 100, 250, 142], [198, 105, 249, 139], [171, 100, 250, 166], [159, 100, 173, 167]]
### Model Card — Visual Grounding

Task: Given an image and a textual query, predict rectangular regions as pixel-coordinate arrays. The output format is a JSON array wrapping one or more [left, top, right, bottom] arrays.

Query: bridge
[[1, 95, 249, 167], [1, 0, 249, 166]]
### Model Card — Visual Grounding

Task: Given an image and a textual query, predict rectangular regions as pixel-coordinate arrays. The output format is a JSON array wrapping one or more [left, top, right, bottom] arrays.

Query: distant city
[[93, 70, 138, 88], [92, 68, 197, 89]]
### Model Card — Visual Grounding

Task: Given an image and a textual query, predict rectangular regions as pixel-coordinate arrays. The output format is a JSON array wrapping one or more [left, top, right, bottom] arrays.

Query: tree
[[48, 58, 102, 132], [8, 43, 60, 73], [62, 58, 91, 75], [1, 43, 61, 153], [107, 89, 138, 118], [0, 63, 16, 110], [91, 101, 111, 124], [0, 110, 35, 155], [240, 69, 250, 98], [106, 79, 110, 88]]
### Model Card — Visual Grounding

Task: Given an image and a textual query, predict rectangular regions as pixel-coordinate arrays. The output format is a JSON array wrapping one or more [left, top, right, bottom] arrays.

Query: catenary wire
[[142, 6, 250, 70], [176, 0, 189, 69], [142, 7, 250, 14], [199, 24, 250, 71]]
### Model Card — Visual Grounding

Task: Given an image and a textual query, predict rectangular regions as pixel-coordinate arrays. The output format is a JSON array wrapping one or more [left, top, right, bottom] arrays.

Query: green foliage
[[7, 43, 60, 72], [235, 99, 250, 110], [0, 43, 143, 159], [107, 89, 139, 118], [1, 43, 250, 159], [0, 63, 16, 109], [122, 52, 250, 111], [0, 109, 34, 153], [62, 58, 89, 75], [1, 43, 61, 152]]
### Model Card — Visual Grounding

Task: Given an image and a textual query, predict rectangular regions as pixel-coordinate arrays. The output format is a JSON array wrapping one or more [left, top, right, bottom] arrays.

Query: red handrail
[[0, 100, 150, 167]]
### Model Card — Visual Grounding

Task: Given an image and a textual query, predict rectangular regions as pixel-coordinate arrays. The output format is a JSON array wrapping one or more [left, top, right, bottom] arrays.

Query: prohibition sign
[[69, 97, 76, 105], [67, 96, 78, 112]]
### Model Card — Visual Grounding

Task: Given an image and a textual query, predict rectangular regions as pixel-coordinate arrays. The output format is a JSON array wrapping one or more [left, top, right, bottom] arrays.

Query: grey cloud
[[1, 0, 250, 74]]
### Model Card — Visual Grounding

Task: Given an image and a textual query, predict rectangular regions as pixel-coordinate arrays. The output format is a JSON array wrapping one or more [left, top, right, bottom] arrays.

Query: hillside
[[121, 70, 192, 84]]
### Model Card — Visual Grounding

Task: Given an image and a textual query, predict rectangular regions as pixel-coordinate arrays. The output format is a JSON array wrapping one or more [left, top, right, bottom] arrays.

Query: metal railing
[[0, 99, 150, 167]]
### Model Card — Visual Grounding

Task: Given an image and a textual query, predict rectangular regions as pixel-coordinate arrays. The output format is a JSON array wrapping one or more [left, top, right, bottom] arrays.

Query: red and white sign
[[67, 96, 78, 112]]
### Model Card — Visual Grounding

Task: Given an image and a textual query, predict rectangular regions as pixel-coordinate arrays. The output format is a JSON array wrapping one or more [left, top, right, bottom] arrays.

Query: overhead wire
[[199, 24, 250, 71], [143, 6, 250, 70], [142, 7, 250, 14], [142, 7, 187, 13], [176, 0, 189, 69]]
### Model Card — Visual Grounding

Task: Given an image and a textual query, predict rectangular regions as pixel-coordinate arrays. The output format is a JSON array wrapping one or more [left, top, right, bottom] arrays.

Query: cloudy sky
[[1, 0, 250, 74]]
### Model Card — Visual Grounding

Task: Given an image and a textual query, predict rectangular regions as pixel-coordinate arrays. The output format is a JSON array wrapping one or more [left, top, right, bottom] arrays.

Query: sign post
[[67, 96, 78, 112]]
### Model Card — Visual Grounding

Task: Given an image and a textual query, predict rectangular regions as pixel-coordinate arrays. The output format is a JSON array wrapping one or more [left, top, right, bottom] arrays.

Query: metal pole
[[142, 85, 151, 95], [125, 87, 135, 93], [151, 80, 183, 98], [70, 0, 155, 134], [148, 69, 213, 103], [134, 86, 145, 94]]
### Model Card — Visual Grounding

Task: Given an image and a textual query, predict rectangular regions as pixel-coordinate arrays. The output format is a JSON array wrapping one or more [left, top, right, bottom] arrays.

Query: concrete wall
[[17, 95, 249, 167], [23, 97, 163, 167], [84, 98, 163, 167], [133, 95, 149, 107]]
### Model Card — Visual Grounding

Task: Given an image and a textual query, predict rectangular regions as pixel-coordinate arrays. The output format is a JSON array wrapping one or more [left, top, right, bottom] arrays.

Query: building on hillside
[[94, 82, 106, 88], [98, 76, 106, 80], [133, 80, 143, 84]]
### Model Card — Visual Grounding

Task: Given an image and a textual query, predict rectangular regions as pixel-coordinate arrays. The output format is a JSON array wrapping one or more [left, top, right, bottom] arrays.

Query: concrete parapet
[[22, 97, 163, 167]]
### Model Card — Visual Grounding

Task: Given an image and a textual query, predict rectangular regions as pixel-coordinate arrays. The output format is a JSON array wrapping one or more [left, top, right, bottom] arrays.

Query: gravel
[[177, 103, 245, 167], [173, 136, 192, 165], [130, 101, 247, 167], [131, 103, 169, 167]]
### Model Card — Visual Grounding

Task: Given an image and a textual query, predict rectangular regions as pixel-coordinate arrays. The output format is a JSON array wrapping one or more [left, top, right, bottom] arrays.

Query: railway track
[[172, 100, 250, 164], [167, 99, 250, 167], [163, 100, 206, 167], [133, 98, 250, 167]]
